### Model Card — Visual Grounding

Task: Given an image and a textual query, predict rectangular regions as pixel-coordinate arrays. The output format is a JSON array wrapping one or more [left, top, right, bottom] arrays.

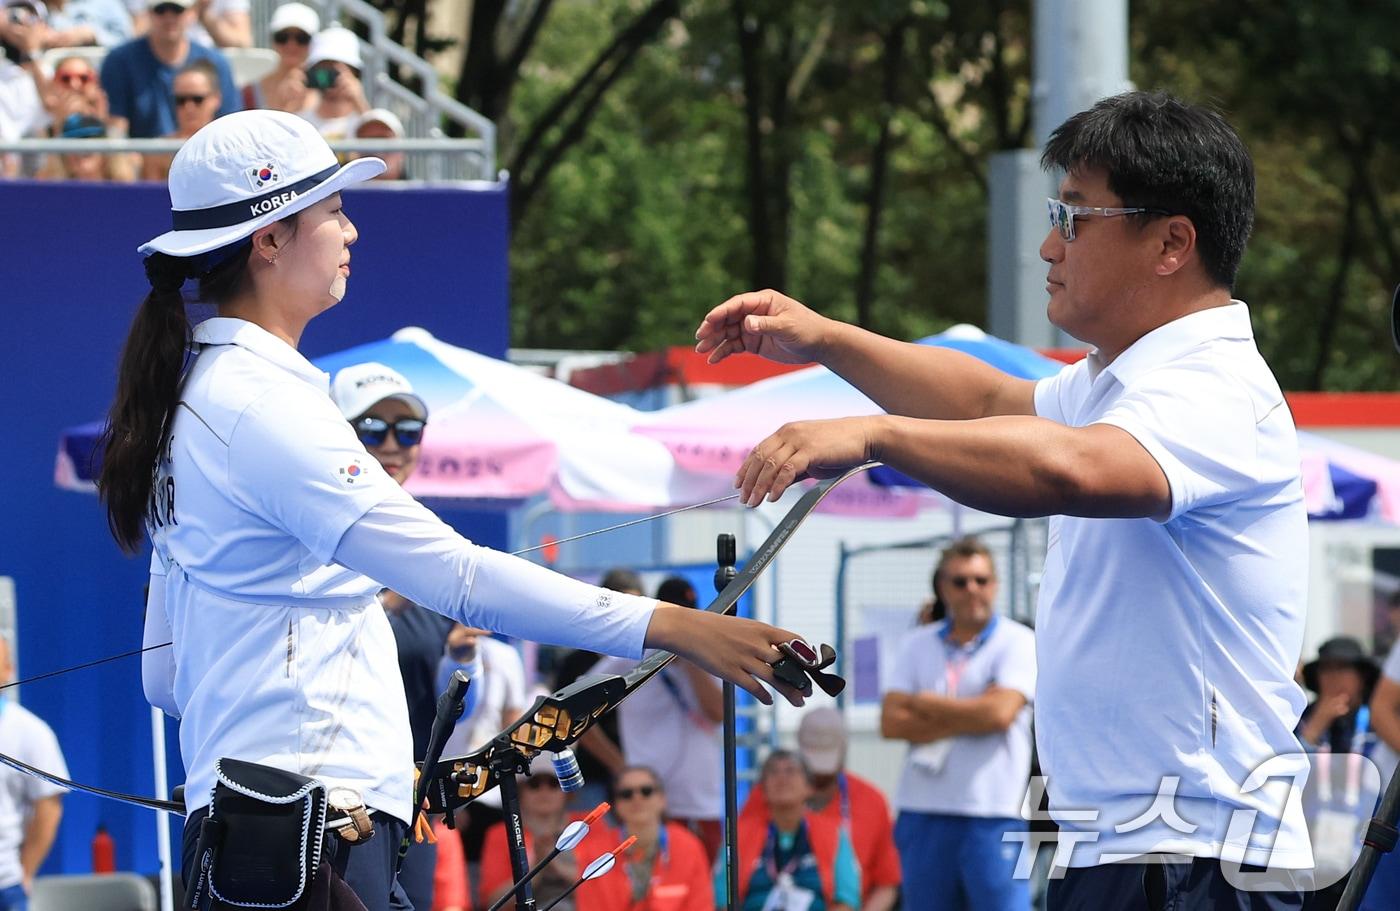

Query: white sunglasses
[[1047, 197, 1170, 242]]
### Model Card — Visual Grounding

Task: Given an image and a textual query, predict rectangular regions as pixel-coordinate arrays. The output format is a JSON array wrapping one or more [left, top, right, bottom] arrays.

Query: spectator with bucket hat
[[1299, 636, 1380, 753], [1297, 637, 1382, 905]]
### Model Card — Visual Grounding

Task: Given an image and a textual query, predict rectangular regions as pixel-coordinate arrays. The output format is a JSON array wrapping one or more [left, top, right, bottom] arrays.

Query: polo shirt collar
[[1089, 300, 1254, 387], [936, 615, 999, 653], [192, 317, 329, 390]]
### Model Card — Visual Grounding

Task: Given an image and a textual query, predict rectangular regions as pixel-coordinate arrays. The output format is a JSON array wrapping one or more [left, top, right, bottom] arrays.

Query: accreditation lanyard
[[836, 774, 851, 832], [763, 821, 808, 885], [1317, 706, 1369, 808], [657, 669, 709, 727], [625, 825, 669, 909], [938, 617, 998, 696]]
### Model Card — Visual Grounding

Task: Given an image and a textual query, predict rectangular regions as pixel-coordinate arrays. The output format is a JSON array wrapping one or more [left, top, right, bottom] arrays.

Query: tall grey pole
[[987, 0, 1132, 348]]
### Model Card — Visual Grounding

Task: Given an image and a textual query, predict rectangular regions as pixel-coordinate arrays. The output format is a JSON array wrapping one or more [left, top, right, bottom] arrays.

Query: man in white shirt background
[[0, 636, 66, 911], [881, 538, 1036, 910]]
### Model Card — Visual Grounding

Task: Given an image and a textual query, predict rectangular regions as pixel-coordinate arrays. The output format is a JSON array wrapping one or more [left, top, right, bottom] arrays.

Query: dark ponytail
[[98, 244, 252, 552]]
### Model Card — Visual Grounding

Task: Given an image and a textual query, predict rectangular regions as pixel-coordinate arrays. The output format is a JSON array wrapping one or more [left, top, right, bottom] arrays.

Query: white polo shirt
[[440, 636, 527, 810], [594, 655, 724, 820], [1032, 301, 1311, 868], [0, 701, 67, 890], [883, 617, 1036, 818]]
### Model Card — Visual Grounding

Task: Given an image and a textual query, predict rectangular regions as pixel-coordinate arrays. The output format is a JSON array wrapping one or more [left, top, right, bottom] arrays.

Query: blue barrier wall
[[0, 178, 510, 877]]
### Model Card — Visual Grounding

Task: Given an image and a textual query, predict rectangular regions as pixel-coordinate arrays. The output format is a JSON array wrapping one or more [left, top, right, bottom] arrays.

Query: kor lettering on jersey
[[148, 435, 177, 530]]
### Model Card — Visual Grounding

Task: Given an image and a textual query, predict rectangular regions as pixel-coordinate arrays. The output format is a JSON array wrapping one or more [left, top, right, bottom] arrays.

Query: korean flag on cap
[[247, 161, 282, 190]]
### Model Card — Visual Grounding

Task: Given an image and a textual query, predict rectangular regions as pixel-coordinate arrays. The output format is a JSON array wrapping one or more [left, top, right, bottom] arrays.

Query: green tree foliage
[[1133, 0, 1399, 390], [508, 0, 1030, 349], [428, 0, 1397, 388]]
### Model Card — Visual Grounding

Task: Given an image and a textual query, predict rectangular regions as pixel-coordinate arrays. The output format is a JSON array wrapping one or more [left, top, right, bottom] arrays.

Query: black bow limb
[[419, 464, 870, 816]]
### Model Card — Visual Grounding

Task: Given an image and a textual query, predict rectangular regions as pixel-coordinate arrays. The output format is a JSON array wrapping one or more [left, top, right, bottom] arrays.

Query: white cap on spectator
[[138, 109, 384, 257], [355, 108, 404, 138], [146, 0, 193, 9], [4, 0, 47, 18], [269, 2, 319, 36], [331, 363, 427, 421], [796, 707, 847, 775], [307, 25, 363, 70]]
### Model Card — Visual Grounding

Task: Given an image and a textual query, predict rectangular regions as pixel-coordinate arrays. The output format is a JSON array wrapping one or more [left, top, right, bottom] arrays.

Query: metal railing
[[252, 0, 497, 179], [0, 138, 496, 184]]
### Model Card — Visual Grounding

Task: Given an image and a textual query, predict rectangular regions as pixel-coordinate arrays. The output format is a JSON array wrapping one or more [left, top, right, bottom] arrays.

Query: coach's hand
[[736, 417, 882, 507], [645, 605, 809, 707], [695, 289, 834, 366]]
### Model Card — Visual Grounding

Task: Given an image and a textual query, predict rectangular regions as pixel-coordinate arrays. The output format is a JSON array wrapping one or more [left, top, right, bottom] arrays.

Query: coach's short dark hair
[[1041, 91, 1254, 290]]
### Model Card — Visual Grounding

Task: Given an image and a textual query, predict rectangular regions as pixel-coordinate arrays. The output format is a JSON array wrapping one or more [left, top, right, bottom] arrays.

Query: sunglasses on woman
[[523, 776, 561, 792], [616, 785, 657, 800], [56, 71, 94, 88], [273, 29, 311, 46], [351, 416, 426, 448], [174, 94, 209, 107]]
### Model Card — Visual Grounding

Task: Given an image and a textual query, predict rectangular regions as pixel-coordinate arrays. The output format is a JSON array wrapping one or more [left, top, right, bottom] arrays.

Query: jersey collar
[[935, 615, 999, 653], [193, 317, 330, 391], [1089, 300, 1254, 388]]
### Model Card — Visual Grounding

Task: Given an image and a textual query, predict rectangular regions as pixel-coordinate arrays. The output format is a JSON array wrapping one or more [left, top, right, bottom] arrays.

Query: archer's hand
[[644, 605, 808, 707], [694, 289, 833, 366], [736, 417, 882, 506]]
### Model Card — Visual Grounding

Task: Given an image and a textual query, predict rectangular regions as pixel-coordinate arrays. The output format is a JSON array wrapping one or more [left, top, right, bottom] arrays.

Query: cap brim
[[393, 393, 428, 420], [800, 748, 843, 776], [344, 392, 427, 421], [138, 157, 386, 258]]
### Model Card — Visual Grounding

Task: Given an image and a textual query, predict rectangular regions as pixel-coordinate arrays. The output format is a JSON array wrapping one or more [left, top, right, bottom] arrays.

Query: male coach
[[696, 91, 1310, 909]]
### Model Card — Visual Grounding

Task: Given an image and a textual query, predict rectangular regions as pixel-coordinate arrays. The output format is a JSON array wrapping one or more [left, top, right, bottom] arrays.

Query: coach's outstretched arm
[[694, 289, 1037, 421], [732, 412, 1171, 520]]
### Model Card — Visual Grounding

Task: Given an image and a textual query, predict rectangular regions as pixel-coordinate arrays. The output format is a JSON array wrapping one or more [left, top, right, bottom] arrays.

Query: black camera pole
[[1343, 285, 1400, 909], [715, 534, 740, 911], [1336, 761, 1400, 910]]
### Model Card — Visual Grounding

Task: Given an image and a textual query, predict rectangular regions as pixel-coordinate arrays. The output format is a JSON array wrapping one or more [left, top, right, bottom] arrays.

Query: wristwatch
[[326, 787, 374, 843]]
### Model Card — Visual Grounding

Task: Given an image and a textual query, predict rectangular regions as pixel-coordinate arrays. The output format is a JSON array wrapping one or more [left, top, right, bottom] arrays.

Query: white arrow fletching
[[556, 820, 588, 851], [581, 853, 617, 881]]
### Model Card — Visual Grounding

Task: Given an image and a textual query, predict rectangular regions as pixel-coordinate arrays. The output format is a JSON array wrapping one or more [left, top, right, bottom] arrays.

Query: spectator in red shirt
[[575, 766, 713, 911], [430, 819, 470, 911], [741, 708, 900, 911]]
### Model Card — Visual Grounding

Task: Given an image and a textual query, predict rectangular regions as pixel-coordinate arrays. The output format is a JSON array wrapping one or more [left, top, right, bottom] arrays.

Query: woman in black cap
[[100, 109, 809, 911]]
